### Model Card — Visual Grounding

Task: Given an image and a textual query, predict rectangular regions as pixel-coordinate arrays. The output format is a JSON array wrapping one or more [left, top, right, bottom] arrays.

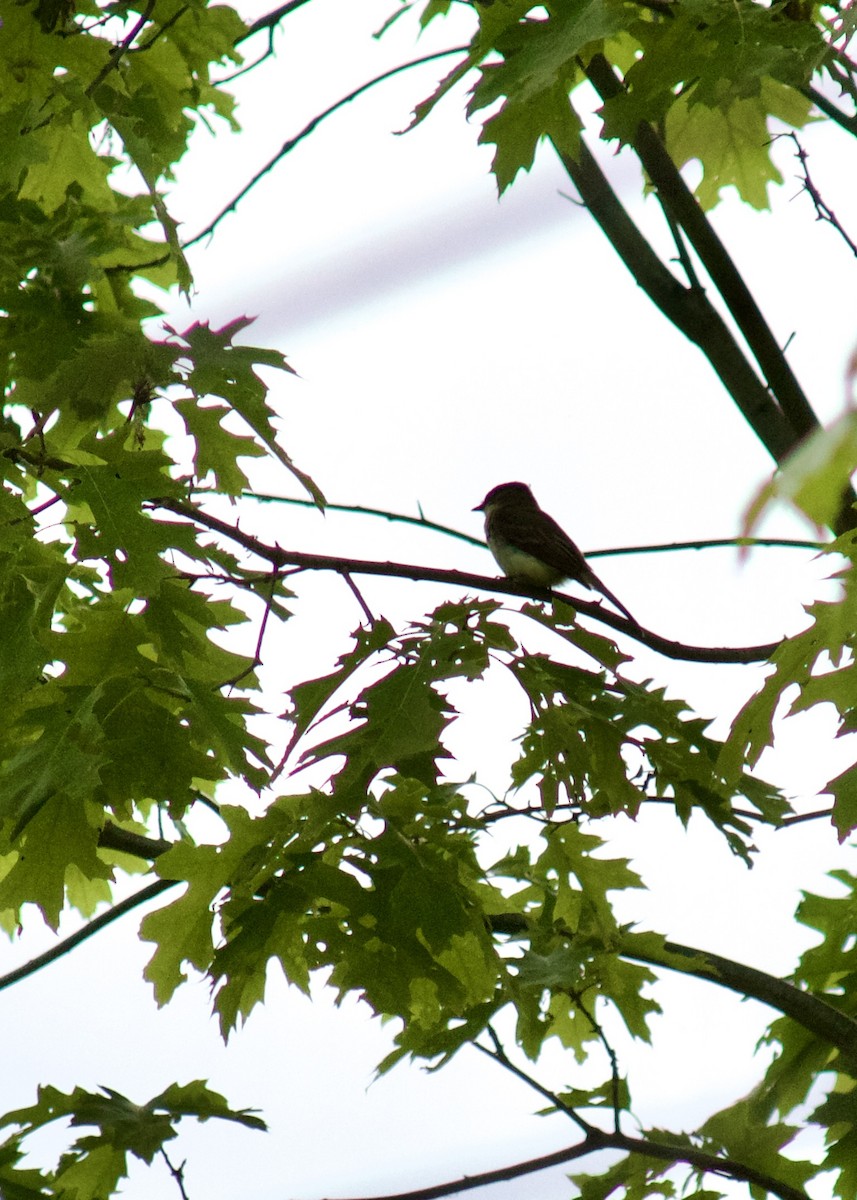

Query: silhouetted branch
[[319, 1126, 808, 1200], [0, 878, 175, 994], [85, 0, 156, 96], [153, 496, 785, 665], [239, 491, 828, 557], [781, 130, 857, 257]]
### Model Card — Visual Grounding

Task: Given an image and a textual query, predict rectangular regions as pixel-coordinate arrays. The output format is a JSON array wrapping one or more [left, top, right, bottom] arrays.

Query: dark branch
[[803, 84, 857, 137], [782, 130, 857, 258], [239, 0, 313, 43], [85, 0, 156, 96], [476, 1029, 594, 1136], [583, 54, 820, 449], [318, 1142, 600, 1200], [99, 823, 172, 859], [0, 878, 175, 994], [160, 1149, 191, 1200], [153, 496, 785, 664], [552, 133, 799, 464], [342, 572, 376, 624], [320, 1126, 808, 1200], [238, 493, 828, 557]]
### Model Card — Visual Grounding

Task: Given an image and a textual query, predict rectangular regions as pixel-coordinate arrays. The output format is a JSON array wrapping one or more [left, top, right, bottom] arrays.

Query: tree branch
[[803, 84, 857, 137], [85, 0, 156, 97], [476, 1028, 594, 1136], [320, 1126, 808, 1200], [21, 823, 856, 1077], [239, 0, 313, 43], [551, 132, 799, 463], [782, 130, 857, 258], [583, 53, 820, 448], [239, 493, 828, 557], [0, 878, 176, 994], [160, 1148, 191, 1200], [152, 497, 785, 665], [631, 935, 857, 1066], [473, 1033, 808, 1200], [99, 824, 172, 859], [318, 1142, 600, 1200]]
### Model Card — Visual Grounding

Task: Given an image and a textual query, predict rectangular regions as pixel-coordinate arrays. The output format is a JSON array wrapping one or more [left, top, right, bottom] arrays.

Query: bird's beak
[[473, 496, 487, 512]]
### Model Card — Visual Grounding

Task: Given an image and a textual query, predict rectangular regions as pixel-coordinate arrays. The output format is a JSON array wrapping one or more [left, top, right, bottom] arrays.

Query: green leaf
[[745, 409, 857, 531], [177, 319, 324, 505], [553, 1075, 630, 1112], [141, 811, 264, 1004], [286, 618, 396, 751], [466, 0, 654, 191], [699, 1098, 816, 1190], [573, 1150, 677, 1200], [0, 793, 111, 928], [828, 763, 857, 841], [664, 79, 812, 210], [173, 397, 266, 494], [810, 1081, 857, 1199]]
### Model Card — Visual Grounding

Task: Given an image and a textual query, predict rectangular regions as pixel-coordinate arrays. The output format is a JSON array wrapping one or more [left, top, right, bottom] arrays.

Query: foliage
[[0, 1081, 264, 1200], [0, 1, 856, 1199]]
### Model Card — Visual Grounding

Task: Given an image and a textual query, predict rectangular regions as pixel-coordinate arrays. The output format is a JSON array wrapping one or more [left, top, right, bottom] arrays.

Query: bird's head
[[473, 482, 536, 513]]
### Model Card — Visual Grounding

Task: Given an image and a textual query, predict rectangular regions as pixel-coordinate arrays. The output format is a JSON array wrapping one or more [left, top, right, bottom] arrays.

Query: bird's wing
[[498, 509, 591, 579]]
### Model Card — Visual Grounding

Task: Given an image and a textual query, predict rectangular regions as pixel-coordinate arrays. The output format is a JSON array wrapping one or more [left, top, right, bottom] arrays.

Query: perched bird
[[474, 481, 637, 624]]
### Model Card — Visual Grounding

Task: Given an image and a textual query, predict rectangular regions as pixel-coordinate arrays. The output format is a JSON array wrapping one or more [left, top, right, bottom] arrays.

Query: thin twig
[[640, 795, 835, 828], [135, 6, 189, 52], [782, 130, 857, 258], [342, 572, 376, 624], [184, 47, 468, 249], [238, 0, 313, 43], [478, 1025, 595, 1136], [220, 570, 282, 690], [0, 879, 176, 994], [85, 0, 156, 96], [781, 806, 837, 826], [153, 496, 785, 665], [160, 1148, 191, 1200], [238, 490, 829, 556], [657, 188, 703, 289], [571, 993, 624, 1134]]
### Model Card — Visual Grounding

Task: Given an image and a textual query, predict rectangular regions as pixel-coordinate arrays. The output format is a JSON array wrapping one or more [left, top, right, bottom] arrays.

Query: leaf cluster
[[0, 1080, 263, 1200], [413, 0, 843, 208], [0, 3, 316, 932]]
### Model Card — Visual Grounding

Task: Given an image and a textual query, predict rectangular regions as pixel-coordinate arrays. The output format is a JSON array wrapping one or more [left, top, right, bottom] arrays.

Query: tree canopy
[[1, 1, 856, 1198]]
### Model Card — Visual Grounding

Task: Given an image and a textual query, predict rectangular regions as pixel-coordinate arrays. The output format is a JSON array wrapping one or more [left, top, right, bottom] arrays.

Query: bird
[[473, 481, 637, 624]]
